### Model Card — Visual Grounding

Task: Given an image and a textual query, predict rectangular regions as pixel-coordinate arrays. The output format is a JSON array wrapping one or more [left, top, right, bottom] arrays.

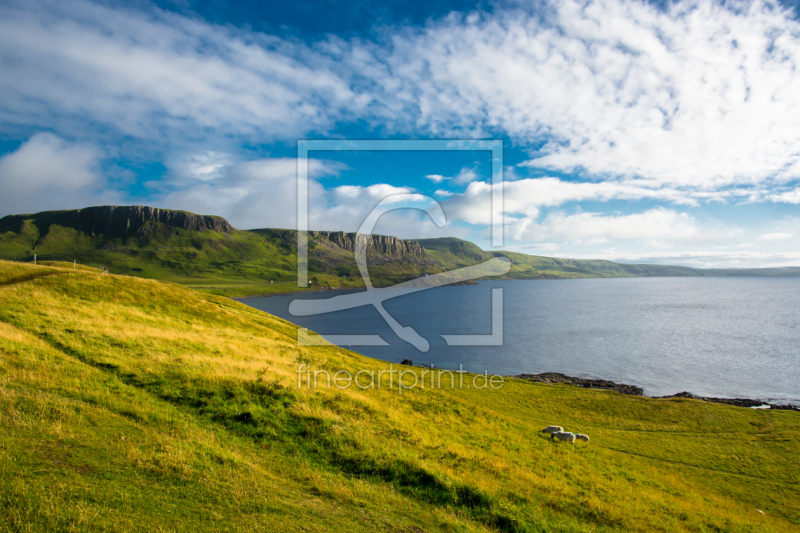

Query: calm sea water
[[243, 277, 800, 403]]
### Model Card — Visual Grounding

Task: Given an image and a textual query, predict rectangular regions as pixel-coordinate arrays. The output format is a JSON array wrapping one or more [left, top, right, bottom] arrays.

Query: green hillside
[[1, 260, 798, 532], [417, 238, 704, 279], [1, 206, 798, 299], [0, 207, 443, 297]]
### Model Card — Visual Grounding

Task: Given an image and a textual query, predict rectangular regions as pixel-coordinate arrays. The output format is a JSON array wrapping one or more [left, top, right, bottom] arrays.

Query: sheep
[[542, 425, 563, 434], [551, 431, 576, 443], [575, 434, 589, 442]]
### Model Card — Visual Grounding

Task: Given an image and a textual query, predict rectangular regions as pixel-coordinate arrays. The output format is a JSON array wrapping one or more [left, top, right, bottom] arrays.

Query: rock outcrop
[[312, 231, 426, 260], [656, 391, 800, 411], [66, 206, 236, 236], [514, 372, 644, 396]]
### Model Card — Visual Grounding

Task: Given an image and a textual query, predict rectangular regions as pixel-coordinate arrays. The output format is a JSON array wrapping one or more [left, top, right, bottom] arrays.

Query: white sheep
[[575, 434, 589, 442], [551, 431, 576, 443], [542, 425, 563, 434]]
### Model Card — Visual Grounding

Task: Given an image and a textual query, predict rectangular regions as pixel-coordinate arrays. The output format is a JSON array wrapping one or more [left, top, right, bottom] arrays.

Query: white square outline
[[295, 139, 504, 349], [296, 139, 504, 287]]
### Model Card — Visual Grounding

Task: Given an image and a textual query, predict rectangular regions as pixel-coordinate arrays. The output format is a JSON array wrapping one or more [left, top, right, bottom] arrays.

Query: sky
[[1, 0, 800, 268]]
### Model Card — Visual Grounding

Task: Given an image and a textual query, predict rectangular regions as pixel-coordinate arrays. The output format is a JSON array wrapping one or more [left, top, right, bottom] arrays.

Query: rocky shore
[[513, 372, 800, 411], [513, 372, 644, 396], [654, 391, 800, 411]]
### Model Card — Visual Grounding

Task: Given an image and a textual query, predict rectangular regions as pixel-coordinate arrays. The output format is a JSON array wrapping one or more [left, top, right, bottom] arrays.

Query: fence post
[[74, 259, 76, 270], [34, 254, 36, 265]]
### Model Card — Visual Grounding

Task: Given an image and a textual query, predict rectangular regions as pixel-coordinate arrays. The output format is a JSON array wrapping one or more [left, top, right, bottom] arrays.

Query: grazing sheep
[[575, 434, 589, 442], [542, 425, 563, 434], [551, 431, 576, 443]]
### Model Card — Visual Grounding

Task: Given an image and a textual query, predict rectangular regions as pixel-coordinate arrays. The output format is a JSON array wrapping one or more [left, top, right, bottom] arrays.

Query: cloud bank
[[2, 0, 800, 190]]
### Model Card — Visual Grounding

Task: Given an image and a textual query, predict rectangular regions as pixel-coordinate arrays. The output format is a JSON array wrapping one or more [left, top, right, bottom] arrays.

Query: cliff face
[[67, 206, 236, 236], [312, 231, 426, 260]]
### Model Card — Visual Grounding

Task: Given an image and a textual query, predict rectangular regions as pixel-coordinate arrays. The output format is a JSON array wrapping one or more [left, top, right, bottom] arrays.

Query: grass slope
[[1, 260, 798, 532]]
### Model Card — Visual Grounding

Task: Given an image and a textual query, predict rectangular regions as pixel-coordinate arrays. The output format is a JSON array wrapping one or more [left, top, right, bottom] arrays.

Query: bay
[[243, 277, 800, 403]]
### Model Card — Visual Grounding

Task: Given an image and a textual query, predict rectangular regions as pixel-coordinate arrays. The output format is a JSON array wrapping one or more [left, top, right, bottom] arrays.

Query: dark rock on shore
[[513, 373, 799, 411], [513, 372, 644, 396], [656, 391, 800, 411]]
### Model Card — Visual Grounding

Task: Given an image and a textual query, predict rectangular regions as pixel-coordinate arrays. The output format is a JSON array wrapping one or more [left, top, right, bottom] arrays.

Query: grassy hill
[[418, 237, 800, 279], [1, 206, 799, 299], [418, 238, 704, 279], [0, 207, 442, 297], [1, 259, 799, 532]]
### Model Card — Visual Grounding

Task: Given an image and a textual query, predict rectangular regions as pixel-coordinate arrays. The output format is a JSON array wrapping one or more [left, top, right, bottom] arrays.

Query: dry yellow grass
[[1, 260, 798, 532]]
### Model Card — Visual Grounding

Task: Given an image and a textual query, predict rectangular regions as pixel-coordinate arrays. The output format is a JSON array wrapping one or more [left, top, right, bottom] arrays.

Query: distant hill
[[1, 206, 798, 297], [416, 237, 800, 279]]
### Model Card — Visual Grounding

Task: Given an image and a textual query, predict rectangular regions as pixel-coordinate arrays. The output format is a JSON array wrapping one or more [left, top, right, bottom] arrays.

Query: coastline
[[231, 286, 355, 300], [512, 372, 800, 411], [234, 283, 800, 412], [230, 279, 479, 300]]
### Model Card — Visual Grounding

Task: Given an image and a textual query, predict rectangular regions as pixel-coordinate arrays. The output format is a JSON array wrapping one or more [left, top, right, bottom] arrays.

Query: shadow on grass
[[35, 331, 521, 532]]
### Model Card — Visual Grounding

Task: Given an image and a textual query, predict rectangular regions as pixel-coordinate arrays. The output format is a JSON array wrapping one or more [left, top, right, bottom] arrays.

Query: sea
[[243, 277, 800, 404]]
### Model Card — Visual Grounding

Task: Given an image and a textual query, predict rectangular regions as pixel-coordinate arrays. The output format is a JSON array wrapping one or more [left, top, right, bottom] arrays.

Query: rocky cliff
[[65, 206, 236, 236], [312, 231, 426, 260]]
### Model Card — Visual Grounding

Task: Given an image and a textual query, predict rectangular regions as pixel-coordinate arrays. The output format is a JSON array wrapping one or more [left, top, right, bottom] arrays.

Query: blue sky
[[1, 0, 800, 268]]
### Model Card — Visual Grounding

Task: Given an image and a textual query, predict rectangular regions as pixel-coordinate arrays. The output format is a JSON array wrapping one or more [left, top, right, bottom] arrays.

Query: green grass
[[1, 260, 798, 532], [4, 208, 799, 300], [0, 212, 437, 297]]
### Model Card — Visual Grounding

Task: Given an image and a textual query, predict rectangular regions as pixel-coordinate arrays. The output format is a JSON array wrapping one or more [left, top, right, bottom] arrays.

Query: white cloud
[[0, 0, 359, 146], [360, 0, 800, 189], [452, 167, 479, 185], [4, 0, 800, 193], [424, 167, 479, 187], [511, 207, 731, 245], [167, 151, 236, 182], [563, 249, 800, 269], [761, 232, 794, 240], [156, 157, 342, 229], [3, 0, 800, 196], [440, 177, 706, 226], [0, 133, 120, 215], [507, 242, 561, 252], [769, 188, 800, 204], [155, 157, 435, 232]]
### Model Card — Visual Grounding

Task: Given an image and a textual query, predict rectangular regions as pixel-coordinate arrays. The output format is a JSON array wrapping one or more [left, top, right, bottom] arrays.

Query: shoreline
[[233, 288, 800, 412], [231, 286, 359, 300], [512, 372, 800, 411], [231, 279, 479, 300]]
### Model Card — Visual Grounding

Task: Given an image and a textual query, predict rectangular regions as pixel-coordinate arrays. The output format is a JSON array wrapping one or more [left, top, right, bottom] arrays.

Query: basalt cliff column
[[312, 231, 426, 260], [67, 206, 236, 237]]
